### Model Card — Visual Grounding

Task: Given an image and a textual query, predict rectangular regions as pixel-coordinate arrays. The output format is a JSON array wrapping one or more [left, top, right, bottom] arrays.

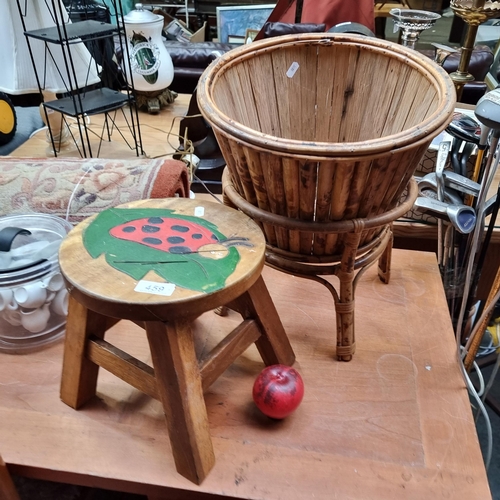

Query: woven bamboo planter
[[197, 34, 456, 257], [197, 34, 455, 361]]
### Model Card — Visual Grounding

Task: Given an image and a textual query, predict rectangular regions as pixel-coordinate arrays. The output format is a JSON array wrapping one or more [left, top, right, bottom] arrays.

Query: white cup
[[51, 288, 69, 317], [20, 304, 51, 333], [6, 298, 18, 311], [14, 282, 48, 309], [3, 309, 22, 327], [43, 272, 65, 292], [0, 289, 13, 312]]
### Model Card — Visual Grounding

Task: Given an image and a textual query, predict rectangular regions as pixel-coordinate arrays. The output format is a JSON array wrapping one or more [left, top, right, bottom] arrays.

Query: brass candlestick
[[449, 0, 500, 100]]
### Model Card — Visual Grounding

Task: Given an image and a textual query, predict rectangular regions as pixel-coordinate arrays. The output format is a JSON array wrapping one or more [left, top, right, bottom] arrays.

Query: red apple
[[252, 364, 304, 419]]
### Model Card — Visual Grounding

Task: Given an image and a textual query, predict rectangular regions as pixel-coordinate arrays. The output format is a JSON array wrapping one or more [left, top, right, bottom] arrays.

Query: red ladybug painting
[[83, 208, 252, 293], [109, 216, 249, 255]]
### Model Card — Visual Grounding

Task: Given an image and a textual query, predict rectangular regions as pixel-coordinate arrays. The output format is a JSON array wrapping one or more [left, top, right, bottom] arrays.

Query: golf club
[[468, 183, 500, 324], [413, 197, 476, 234], [446, 112, 481, 177], [456, 125, 500, 344], [418, 177, 463, 205], [460, 142, 476, 179], [418, 171, 480, 200], [436, 141, 450, 267], [472, 88, 500, 185], [449, 136, 463, 175], [435, 141, 449, 200]]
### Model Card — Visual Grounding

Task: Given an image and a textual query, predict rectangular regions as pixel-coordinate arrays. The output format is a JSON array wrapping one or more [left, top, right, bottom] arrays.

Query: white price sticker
[[135, 280, 175, 297], [286, 62, 299, 78], [194, 206, 205, 217]]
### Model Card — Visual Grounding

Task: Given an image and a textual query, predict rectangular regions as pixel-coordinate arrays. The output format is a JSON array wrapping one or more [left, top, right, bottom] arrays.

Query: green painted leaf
[[83, 208, 240, 293]]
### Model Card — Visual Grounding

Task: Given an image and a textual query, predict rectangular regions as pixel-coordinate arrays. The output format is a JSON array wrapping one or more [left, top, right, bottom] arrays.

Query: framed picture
[[216, 4, 276, 44], [228, 35, 246, 45], [485, 39, 500, 90], [245, 28, 259, 44]]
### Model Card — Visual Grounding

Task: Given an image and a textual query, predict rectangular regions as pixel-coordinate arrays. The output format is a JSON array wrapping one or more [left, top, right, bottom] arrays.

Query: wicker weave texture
[[198, 34, 456, 256]]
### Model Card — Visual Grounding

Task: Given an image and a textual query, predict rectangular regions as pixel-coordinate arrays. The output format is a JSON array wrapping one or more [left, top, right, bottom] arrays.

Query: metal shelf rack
[[16, 0, 144, 158]]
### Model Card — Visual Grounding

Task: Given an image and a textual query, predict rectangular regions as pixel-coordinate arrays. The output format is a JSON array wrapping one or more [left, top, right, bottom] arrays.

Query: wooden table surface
[[0, 248, 490, 499]]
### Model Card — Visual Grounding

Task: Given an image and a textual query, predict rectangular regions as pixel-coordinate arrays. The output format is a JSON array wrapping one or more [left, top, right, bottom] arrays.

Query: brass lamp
[[449, 0, 500, 100]]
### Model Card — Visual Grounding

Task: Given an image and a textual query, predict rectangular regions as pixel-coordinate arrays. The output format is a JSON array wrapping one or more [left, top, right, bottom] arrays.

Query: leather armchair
[[442, 45, 494, 104], [420, 45, 494, 105], [164, 41, 236, 94]]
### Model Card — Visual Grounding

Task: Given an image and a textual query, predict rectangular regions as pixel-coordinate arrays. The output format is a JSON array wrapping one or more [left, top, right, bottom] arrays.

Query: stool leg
[[145, 320, 215, 485], [60, 296, 108, 409], [229, 275, 295, 366], [0, 454, 20, 500]]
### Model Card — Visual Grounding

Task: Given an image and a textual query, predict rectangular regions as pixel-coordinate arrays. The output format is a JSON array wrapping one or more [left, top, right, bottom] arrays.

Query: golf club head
[[419, 171, 480, 197], [444, 171, 480, 197], [413, 197, 476, 234], [460, 141, 475, 177], [435, 141, 450, 201], [418, 175, 464, 205], [449, 137, 463, 175], [475, 88, 500, 148], [446, 112, 481, 144]]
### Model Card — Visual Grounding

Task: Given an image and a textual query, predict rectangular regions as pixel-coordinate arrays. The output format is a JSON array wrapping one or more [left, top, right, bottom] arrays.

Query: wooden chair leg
[[145, 320, 215, 485], [0, 454, 20, 500], [60, 296, 109, 409], [228, 275, 295, 366]]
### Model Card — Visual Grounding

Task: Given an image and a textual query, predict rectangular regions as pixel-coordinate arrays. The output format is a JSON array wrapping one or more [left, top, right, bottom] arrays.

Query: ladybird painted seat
[[58, 198, 295, 485]]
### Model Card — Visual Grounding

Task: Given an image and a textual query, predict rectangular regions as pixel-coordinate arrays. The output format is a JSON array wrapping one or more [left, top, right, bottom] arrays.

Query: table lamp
[[449, 0, 500, 100], [1, 0, 101, 153], [0, 0, 100, 96]]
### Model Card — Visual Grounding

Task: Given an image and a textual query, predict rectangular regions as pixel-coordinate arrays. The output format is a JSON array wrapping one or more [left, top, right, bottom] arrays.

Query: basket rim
[[212, 119, 437, 162], [197, 33, 456, 158]]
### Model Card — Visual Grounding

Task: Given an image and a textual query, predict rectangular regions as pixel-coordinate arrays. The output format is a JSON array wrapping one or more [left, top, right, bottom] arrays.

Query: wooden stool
[[58, 198, 295, 485]]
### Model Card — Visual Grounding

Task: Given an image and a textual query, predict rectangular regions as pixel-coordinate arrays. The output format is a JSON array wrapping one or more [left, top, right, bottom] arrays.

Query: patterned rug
[[0, 157, 190, 223]]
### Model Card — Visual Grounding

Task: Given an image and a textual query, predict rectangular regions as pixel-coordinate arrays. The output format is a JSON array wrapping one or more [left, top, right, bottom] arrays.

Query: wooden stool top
[[59, 198, 266, 321]]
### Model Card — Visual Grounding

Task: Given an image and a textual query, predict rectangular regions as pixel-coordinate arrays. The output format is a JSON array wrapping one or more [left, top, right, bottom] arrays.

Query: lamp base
[[135, 88, 178, 114]]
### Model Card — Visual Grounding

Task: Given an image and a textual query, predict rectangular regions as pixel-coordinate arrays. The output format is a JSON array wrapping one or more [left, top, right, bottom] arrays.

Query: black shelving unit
[[16, 0, 144, 158]]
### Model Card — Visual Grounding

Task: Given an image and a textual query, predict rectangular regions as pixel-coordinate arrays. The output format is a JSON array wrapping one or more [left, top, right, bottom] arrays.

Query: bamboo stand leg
[[378, 227, 393, 284], [336, 231, 363, 362], [145, 320, 215, 485], [60, 296, 110, 409]]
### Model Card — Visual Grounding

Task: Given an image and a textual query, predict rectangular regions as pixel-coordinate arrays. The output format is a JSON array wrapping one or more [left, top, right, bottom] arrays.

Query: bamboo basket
[[197, 34, 456, 257]]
